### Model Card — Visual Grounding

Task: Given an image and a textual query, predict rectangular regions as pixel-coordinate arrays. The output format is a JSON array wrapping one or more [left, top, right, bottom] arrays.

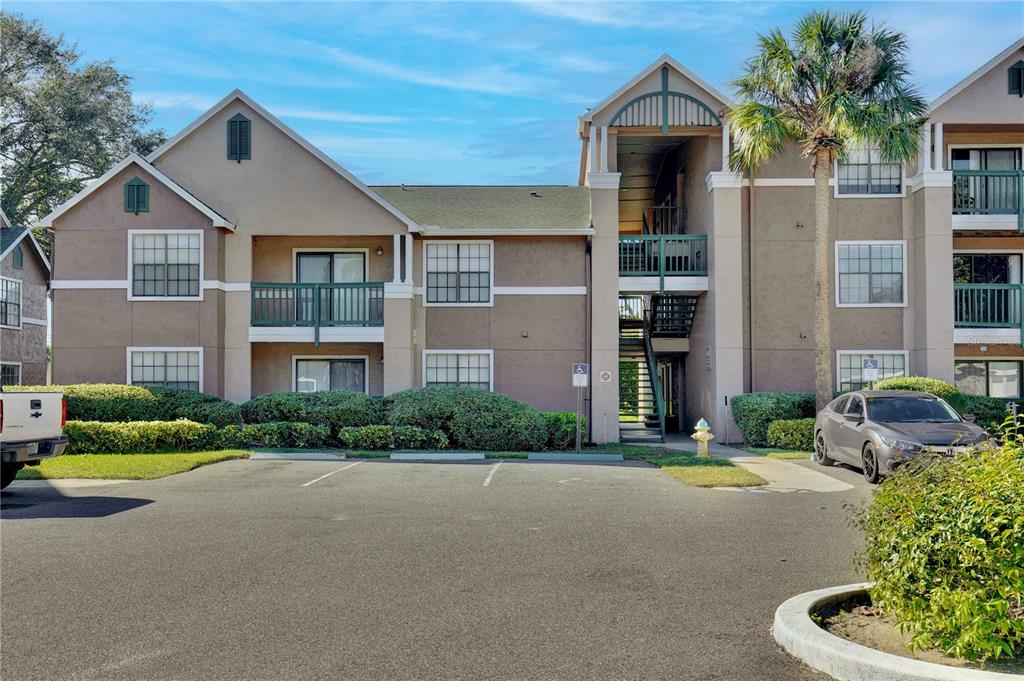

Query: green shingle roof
[[371, 185, 591, 232]]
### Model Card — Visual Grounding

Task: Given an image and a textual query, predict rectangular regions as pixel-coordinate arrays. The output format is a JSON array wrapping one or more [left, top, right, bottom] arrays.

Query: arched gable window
[[12, 244, 23, 269], [124, 177, 149, 213], [227, 113, 251, 161]]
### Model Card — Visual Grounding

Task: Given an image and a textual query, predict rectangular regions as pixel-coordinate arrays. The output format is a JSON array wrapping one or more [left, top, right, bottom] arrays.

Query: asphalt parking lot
[[1, 458, 872, 681]]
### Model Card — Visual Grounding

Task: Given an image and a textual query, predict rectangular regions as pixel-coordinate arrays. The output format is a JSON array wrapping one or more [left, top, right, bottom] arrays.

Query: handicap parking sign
[[572, 363, 589, 387], [862, 358, 879, 382]]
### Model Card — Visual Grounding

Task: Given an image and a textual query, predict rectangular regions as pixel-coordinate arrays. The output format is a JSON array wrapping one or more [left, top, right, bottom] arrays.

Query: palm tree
[[728, 10, 926, 408]]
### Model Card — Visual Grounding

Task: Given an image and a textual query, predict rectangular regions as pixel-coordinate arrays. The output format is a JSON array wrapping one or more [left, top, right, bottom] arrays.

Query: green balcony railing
[[619, 234, 707, 290], [952, 170, 1024, 231], [954, 283, 1024, 346], [251, 281, 384, 346]]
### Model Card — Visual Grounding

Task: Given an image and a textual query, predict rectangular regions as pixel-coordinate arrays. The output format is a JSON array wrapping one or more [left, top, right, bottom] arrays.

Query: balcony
[[618, 234, 707, 293], [952, 170, 1023, 231], [250, 281, 385, 346], [954, 283, 1023, 346]]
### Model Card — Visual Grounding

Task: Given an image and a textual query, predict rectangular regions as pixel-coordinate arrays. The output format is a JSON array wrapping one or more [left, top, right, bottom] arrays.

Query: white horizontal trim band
[[411, 286, 588, 296], [619, 276, 709, 293], [421, 228, 594, 236], [22, 317, 47, 326], [249, 327, 385, 343], [52, 280, 250, 291], [954, 328, 1021, 344]]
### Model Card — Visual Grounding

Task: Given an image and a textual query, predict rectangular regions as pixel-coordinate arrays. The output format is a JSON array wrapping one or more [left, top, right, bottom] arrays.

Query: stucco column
[[587, 172, 621, 443], [909, 172, 954, 381], [223, 232, 252, 402], [383, 282, 415, 394]]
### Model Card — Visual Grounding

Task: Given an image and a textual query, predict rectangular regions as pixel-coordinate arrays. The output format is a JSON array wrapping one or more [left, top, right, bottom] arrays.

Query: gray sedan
[[813, 390, 988, 483]]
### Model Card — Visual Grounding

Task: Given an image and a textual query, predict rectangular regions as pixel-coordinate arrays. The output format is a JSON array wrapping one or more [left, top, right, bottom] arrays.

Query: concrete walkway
[[662, 435, 855, 493]]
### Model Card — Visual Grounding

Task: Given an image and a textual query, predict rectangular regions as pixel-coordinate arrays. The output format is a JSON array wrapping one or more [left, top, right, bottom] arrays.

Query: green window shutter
[[13, 244, 23, 269], [137, 183, 149, 212], [1010, 61, 1024, 96], [228, 113, 251, 160], [124, 177, 149, 213], [124, 182, 135, 212]]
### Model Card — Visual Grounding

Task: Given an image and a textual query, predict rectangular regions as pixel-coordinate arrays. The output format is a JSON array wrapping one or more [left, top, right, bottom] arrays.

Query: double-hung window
[[129, 348, 202, 391], [424, 351, 492, 390], [425, 242, 492, 305], [130, 231, 202, 298], [837, 352, 906, 392], [836, 241, 906, 306], [0, 363, 20, 386], [0, 277, 21, 328], [836, 146, 902, 195]]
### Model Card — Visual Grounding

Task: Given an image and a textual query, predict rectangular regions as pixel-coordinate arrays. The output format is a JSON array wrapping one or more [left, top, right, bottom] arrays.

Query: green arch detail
[[608, 91, 721, 130]]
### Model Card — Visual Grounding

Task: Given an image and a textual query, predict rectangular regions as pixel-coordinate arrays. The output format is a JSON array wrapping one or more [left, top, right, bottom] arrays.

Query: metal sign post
[[862, 358, 879, 388], [571, 363, 589, 456]]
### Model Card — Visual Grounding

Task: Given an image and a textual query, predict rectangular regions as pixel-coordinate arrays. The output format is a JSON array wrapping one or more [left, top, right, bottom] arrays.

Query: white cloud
[[134, 91, 218, 111], [272, 107, 407, 125], [552, 54, 616, 73]]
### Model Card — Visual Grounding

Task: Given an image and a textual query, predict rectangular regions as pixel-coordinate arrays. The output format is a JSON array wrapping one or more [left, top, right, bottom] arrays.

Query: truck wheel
[[0, 463, 23, 489]]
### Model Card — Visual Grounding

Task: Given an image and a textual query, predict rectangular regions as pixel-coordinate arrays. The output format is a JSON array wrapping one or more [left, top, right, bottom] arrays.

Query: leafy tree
[[0, 12, 166, 252], [727, 11, 926, 408]]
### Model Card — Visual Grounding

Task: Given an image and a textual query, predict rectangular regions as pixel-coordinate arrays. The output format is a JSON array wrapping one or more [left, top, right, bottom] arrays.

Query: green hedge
[[240, 391, 381, 433], [730, 392, 816, 446], [64, 419, 220, 454], [146, 387, 241, 427], [954, 393, 1009, 428], [384, 387, 548, 451], [226, 422, 331, 449], [860, 428, 1024, 661], [544, 412, 584, 450], [766, 418, 814, 451], [337, 425, 448, 450], [872, 375, 959, 402]]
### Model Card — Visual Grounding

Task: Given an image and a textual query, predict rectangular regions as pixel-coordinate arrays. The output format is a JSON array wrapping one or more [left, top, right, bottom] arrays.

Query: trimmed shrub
[[147, 387, 241, 427], [336, 424, 444, 451], [217, 425, 248, 449], [872, 376, 958, 402], [544, 412, 584, 450], [241, 422, 330, 449], [240, 391, 381, 433], [859, 428, 1024, 661], [730, 392, 815, 446], [384, 387, 548, 451], [952, 393, 1009, 429], [64, 419, 219, 454], [766, 418, 814, 451]]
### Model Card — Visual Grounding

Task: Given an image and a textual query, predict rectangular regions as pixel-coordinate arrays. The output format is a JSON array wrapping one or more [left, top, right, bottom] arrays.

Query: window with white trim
[[129, 350, 201, 391], [424, 352, 491, 390], [0, 363, 20, 386], [294, 358, 366, 393], [955, 360, 1020, 399], [836, 242, 905, 306], [131, 232, 201, 298], [837, 145, 901, 195], [425, 242, 491, 304], [0, 277, 21, 327], [837, 352, 906, 391]]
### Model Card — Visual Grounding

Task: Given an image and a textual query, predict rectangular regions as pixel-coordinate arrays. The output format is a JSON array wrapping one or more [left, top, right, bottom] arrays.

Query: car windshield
[[866, 396, 961, 423]]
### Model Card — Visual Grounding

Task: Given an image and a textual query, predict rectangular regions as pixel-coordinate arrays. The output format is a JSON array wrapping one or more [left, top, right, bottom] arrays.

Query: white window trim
[[834, 240, 908, 308], [0, 275, 23, 330], [291, 355, 370, 394], [0, 361, 23, 385], [835, 350, 909, 389], [290, 248, 371, 283], [833, 157, 907, 199], [127, 229, 206, 302], [422, 349, 494, 391], [947, 143, 1024, 169], [422, 239, 495, 308], [126, 346, 204, 392]]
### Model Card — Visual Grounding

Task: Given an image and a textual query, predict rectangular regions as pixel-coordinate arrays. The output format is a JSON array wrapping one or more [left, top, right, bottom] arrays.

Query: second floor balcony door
[[952, 148, 1022, 215], [954, 253, 1022, 327], [296, 252, 366, 324]]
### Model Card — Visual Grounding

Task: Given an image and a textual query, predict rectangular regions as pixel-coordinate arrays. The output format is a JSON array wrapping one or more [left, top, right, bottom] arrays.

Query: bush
[[147, 387, 241, 427], [860, 428, 1024, 661], [872, 376, 958, 402], [953, 394, 1009, 429], [241, 391, 381, 433], [241, 422, 330, 449], [336, 424, 445, 450], [64, 419, 220, 454], [384, 387, 548, 451], [730, 392, 816, 446], [766, 418, 814, 451], [544, 412, 584, 450]]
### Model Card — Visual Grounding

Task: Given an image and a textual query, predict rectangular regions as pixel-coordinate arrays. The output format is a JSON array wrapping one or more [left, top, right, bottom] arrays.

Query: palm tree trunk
[[813, 148, 832, 409]]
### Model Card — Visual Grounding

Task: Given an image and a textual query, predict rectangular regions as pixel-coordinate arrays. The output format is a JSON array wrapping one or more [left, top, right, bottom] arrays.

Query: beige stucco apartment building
[[41, 39, 1024, 443], [1, 208, 50, 386]]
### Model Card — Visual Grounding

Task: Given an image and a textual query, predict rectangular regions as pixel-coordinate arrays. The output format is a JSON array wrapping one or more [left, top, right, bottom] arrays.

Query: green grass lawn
[[744, 447, 813, 460], [16, 451, 250, 480]]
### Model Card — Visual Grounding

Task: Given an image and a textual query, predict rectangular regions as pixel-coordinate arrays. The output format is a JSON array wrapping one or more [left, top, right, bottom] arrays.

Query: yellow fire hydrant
[[691, 418, 714, 458]]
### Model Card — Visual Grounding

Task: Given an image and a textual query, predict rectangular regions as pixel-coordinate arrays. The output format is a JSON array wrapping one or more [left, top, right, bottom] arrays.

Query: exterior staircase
[[618, 306, 665, 444]]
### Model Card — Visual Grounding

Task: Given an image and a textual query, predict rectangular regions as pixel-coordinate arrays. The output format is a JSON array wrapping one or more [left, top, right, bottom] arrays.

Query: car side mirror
[[963, 413, 976, 423], [844, 413, 863, 424]]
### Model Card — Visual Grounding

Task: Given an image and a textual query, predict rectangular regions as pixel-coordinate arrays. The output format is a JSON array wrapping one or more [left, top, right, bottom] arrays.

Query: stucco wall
[[252, 236, 396, 283], [0, 242, 48, 384], [251, 342, 384, 396], [931, 50, 1024, 124]]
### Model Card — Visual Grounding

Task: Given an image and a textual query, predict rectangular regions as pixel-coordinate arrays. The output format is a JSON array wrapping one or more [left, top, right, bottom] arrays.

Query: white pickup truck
[[0, 390, 69, 489]]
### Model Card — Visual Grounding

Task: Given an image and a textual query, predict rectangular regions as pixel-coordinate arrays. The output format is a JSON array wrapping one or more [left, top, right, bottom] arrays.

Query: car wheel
[[0, 463, 22, 490], [861, 444, 881, 484], [813, 432, 835, 466]]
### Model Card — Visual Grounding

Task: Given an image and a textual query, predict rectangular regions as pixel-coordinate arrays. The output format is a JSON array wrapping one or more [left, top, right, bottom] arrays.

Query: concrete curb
[[249, 452, 345, 461], [527, 453, 624, 462], [389, 452, 485, 461], [773, 583, 1019, 681]]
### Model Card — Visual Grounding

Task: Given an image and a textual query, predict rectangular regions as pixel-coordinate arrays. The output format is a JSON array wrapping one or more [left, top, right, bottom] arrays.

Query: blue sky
[[8, 1, 1024, 185]]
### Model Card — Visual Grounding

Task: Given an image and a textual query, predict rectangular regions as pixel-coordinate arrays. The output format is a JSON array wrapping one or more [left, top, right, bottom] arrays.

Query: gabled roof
[[37, 154, 234, 229], [371, 186, 592, 234], [146, 90, 420, 232], [929, 37, 1024, 114], [0, 207, 10, 229], [1, 225, 51, 274], [580, 53, 734, 125]]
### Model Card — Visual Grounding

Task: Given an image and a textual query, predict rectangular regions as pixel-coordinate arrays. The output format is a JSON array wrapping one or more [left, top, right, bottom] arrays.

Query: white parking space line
[[482, 461, 502, 487], [300, 461, 362, 487]]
